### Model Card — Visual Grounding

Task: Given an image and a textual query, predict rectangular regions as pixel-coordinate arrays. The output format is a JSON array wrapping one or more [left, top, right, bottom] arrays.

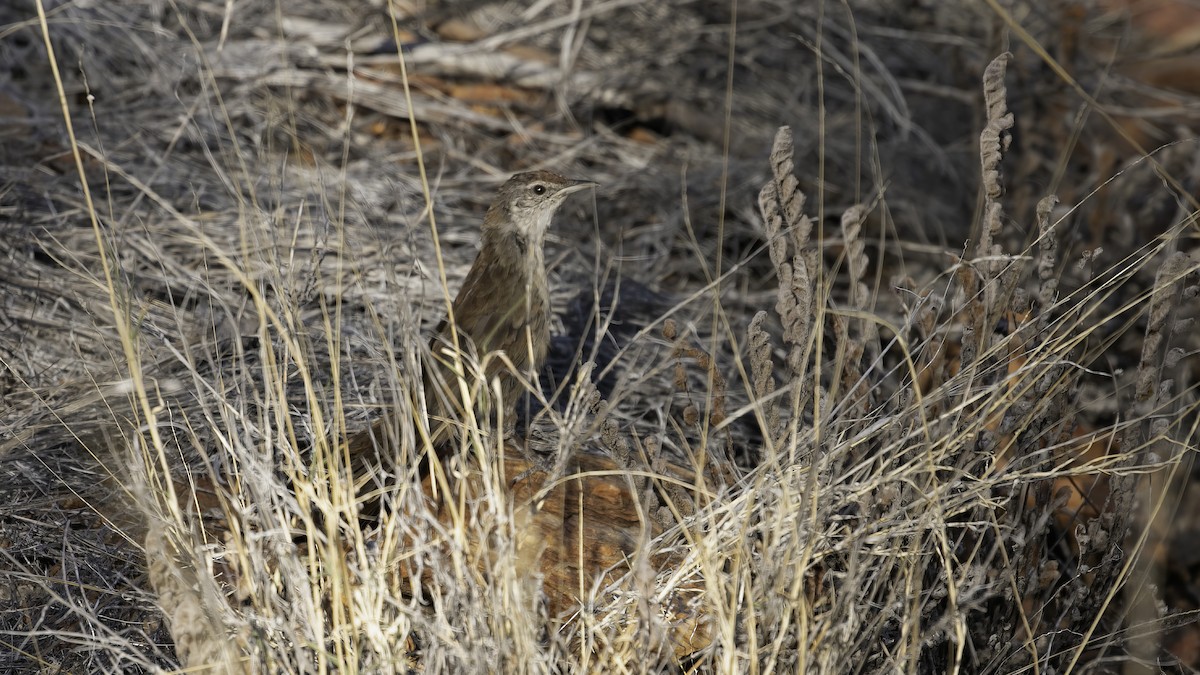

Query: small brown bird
[[423, 170, 596, 443], [348, 171, 595, 495]]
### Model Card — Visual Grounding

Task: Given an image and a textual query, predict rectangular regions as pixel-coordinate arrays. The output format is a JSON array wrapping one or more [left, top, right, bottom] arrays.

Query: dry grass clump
[[722, 68, 1196, 673], [2, 1, 1199, 673]]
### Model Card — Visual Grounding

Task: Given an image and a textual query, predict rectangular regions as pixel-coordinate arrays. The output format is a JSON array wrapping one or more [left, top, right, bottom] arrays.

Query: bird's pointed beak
[[559, 179, 599, 195]]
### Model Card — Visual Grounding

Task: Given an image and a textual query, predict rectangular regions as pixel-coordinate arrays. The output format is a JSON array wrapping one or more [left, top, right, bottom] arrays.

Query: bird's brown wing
[[436, 251, 548, 393]]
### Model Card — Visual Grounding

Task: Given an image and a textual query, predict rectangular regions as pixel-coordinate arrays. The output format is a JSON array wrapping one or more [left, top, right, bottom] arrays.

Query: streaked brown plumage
[[347, 171, 595, 499]]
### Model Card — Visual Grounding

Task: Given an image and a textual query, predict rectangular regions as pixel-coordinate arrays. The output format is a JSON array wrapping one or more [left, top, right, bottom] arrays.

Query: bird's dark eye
[[532, 184, 546, 195]]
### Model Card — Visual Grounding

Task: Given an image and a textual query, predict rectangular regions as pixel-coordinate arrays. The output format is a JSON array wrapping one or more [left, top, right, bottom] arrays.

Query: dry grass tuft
[[2, 1, 1199, 673]]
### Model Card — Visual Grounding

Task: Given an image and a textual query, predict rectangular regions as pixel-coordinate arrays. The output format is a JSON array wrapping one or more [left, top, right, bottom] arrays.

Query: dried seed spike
[[759, 127, 817, 376], [841, 204, 870, 314], [785, 196, 813, 255], [780, 259, 814, 378], [980, 53, 1014, 201], [758, 182, 789, 270], [980, 202, 1004, 273], [1036, 195, 1060, 335], [748, 311, 780, 439], [763, 126, 813, 252], [769, 126, 796, 180], [841, 204, 878, 366], [769, 127, 801, 224], [971, 54, 1022, 387], [1136, 252, 1190, 401], [982, 52, 1013, 127]]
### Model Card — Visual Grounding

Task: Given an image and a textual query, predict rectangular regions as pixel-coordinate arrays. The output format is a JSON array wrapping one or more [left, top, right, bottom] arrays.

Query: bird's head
[[482, 170, 596, 246]]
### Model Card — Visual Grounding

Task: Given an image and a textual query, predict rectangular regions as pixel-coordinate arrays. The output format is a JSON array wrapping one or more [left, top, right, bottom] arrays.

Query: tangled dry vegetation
[[2, 1, 1199, 673]]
